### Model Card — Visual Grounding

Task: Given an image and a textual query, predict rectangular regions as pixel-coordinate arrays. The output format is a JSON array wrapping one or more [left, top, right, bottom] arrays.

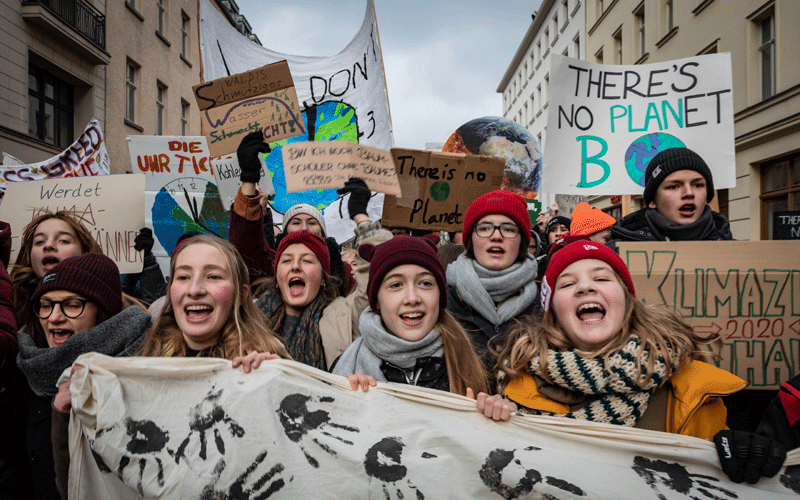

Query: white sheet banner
[[67, 354, 800, 499], [0, 119, 109, 203], [543, 54, 735, 195], [198, 0, 392, 244]]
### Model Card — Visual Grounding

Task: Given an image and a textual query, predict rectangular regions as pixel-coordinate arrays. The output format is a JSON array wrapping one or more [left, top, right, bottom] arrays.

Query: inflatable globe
[[624, 133, 685, 187], [443, 116, 541, 198]]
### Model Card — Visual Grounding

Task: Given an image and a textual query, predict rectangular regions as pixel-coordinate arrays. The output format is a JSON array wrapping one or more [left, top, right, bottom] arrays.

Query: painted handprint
[[364, 437, 425, 499], [632, 456, 738, 500], [479, 447, 585, 499], [199, 451, 287, 500], [175, 386, 245, 464]]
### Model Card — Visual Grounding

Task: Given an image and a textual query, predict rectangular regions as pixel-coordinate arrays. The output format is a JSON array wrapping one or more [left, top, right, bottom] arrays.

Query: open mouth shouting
[[678, 203, 696, 218], [185, 304, 214, 323], [47, 328, 74, 346], [41, 255, 61, 272], [577, 302, 606, 324], [399, 311, 426, 328], [288, 277, 306, 297]]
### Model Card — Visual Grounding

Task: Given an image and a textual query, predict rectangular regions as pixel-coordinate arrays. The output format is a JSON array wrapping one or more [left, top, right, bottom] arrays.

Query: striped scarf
[[529, 337, 680, 426]]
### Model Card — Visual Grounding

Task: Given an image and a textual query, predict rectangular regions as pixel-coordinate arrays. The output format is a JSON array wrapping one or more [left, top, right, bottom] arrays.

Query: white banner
[[198, 0, 392, 244], [543, 54, 735, 195], [67, 354, 800, 499], [0, 119, 109, 203]]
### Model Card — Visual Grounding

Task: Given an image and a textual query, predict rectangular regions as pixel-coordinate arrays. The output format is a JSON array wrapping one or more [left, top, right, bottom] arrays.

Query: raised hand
[[236, 131, 270, 184]]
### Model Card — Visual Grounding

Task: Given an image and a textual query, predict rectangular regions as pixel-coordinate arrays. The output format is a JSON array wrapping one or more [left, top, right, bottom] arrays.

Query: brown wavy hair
[[437, 309, 489, 395], [494, 284, 719, 392], [138, 235, 289, 360], [11, 211, 103, 325]]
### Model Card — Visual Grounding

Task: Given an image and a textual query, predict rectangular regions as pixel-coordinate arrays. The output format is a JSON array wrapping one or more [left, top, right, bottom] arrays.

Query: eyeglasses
[[474, 222, 520, 239], [34, 298, 90, 319]]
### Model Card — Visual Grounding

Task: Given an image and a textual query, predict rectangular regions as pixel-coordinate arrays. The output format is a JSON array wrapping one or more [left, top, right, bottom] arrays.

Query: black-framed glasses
[[34, 298, 90, 319], [474, 222, 520, 239]]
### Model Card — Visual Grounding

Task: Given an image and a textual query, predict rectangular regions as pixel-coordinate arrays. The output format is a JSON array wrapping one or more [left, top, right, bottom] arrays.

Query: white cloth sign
[[66, 354, 800, 499], [543, 54, 735, 195]]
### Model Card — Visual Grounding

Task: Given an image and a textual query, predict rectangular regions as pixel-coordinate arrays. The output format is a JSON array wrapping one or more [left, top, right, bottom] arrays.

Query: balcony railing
[[22, 0, 106, 50]]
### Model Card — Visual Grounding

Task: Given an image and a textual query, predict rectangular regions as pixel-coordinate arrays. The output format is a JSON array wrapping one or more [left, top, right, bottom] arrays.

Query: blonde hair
[[438, 309, 489, 395], [138, 235, 289, 360], [495, 286, 718, 391], [12, 211, 103, 325]]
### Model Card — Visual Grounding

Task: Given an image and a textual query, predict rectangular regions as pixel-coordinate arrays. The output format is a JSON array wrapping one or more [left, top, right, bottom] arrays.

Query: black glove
[[714, 429, 786, 484], [134, 227, 155, 256], [237, 131, 271, 184], [337, 177, 371, 218]]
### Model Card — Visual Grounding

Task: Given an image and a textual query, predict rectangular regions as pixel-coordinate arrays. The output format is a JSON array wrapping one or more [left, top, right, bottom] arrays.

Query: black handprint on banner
[[780, 465, 800, 494], [277, 393, 359, 468], [199, 451, 287, 500], [479, 447, 585, 500], [116, 418, 171, 496], [364, 437, 425, 499], [175, 386, 245, 464], [632, 456, 738, 500]]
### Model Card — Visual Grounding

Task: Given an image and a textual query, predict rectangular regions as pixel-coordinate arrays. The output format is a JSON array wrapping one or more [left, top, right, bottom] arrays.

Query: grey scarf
[[332, 308, 443, 382], [16, 306, 151, 396], [446, 253, 539, 326], [644, 206, 733, 241]]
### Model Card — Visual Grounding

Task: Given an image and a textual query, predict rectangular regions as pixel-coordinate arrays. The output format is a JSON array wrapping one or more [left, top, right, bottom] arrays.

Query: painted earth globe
[[624, 132, 685, 187]]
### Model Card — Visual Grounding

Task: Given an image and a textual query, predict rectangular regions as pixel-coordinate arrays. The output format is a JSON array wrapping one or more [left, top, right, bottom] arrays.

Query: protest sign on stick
[[544, 54, 734, 195], [0, 174, 145, 273], [281, 141, 400, 196], [193, 61, 304, 159], [210, 154, 275, 209], [619, 241, 800, 389], [381, 149, 504, 232]]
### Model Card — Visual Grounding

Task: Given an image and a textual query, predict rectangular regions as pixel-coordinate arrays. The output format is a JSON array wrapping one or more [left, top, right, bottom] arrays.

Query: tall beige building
[[0, 0, 260, 174], [584, 0, 800, 240]]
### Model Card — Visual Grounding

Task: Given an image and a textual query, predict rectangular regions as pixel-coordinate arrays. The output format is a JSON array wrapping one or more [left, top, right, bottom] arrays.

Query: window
[[181, 12, 190, 59], [524, 102, 529, 123], [537, 84, 542, 111], [531, 95, 535, 115], [666, 0, 674, 32], [524, 62, 528, 78], [544, 29, 549, 48], [181, 100, 189, 135], [613, 29, 623, 64], [574, 35, 580, 58], [156, 83, 166, 135], [554, 14, 559, 33], [28, 59, 74, 148], [595, 47, 604, 64], [563, 0, 569, 19], [563, 47, 569, 57], [157, 0, 166, 36], [529, 53, 535, 73], [760, 154, 800, 239], [126, 60, 137, 123], [759, 13, 775, 100], [635, 6, 646, 58], [599, 0, 605, 16], [536, 41, 541, 63]]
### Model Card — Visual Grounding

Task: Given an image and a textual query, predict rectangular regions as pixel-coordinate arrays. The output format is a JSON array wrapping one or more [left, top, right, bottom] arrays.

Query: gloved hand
[[237, 131, 271, 184], [337, 177, 371, 218], [714, 429, 786, 484], [134, 227, 155, 256]]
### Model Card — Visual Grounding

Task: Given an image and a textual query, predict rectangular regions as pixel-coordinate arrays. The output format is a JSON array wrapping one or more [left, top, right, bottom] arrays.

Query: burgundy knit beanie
[[359, 234, 446, 311], [275, 230, 331, 274], [541, 241, 635, 312], [462, 190, 531, 251], [32, 253, 123, 317]]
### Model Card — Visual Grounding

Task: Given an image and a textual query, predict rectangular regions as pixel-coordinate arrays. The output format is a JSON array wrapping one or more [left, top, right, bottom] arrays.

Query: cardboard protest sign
[[0, 174, 145, 273], [127, 136, 230, 276], [193, 61, 304, 159], [381, 149, 504, 231], [281, 141, 400, 196], [0, 119, 109, 203], [773, 211, 800, 240], [618, 241, 800, 389], [544, 54, 734, 195], [210, 154, 275, 209]]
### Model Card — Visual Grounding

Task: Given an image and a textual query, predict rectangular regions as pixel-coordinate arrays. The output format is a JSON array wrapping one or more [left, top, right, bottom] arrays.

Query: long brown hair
[[494, 286, 718, 392], [438, 309, 489, 395], [12, 211, 102, 324], [138, 235, 289, 360]]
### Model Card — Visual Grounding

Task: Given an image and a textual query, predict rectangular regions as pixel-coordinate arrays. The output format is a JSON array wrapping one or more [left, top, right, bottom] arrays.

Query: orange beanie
[[570, 202, 616, 237]]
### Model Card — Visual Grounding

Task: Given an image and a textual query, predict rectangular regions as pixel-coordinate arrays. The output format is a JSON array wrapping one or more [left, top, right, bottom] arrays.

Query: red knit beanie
[[275, 231, 331, 274], [541, 241, 635, 312], [570, 203, 616, 237], [462, 190, 531, 251], [359, 234, 446, 311], [32, 253, 123, 317]]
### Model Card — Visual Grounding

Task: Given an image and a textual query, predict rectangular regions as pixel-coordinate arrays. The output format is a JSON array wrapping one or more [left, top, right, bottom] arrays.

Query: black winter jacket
[[608, 207, 733, 251]]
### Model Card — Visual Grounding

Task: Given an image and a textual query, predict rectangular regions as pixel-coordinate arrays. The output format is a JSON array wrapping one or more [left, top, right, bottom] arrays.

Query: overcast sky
[[233, 0, 543, 149]]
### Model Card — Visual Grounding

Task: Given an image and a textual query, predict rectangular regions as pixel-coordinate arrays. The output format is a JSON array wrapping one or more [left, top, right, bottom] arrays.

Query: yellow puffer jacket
[[505, 360, 746, 440]]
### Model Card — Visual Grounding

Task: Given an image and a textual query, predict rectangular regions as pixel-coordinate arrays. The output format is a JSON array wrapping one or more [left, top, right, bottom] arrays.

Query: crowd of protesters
[[1, 137, 798, 499]]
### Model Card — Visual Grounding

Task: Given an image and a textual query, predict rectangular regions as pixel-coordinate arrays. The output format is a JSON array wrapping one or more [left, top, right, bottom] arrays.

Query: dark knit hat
[[359, 234, 446, 311], [544, 215, 571, 237], [275, 230, 331, 274], [463, 190, 531, 251], [643, 147, 714, 206], [541, 241, 635, 312], [32, 254, 123, 317]]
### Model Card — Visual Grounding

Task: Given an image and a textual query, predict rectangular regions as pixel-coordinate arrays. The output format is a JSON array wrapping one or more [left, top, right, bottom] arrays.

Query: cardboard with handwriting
[[211, 154, 275, 209], [192, 61, 304, 158], [381, 149, 504, 232], [0, 174, 146, 273], [618, 241, 800, 390], [281, 141, 400, 196]]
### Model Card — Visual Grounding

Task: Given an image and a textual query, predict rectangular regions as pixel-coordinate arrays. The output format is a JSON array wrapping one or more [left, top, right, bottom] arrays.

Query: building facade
[[584, 0, 800, 240], [0, 0, 260, 174], [497, 0, 586, 208]]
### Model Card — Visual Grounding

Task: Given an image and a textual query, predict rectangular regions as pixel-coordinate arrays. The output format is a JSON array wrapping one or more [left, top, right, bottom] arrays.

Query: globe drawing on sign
[[624, 133, 685, 187], [442, 116, 541, 198], [264, 100, 359, 214]]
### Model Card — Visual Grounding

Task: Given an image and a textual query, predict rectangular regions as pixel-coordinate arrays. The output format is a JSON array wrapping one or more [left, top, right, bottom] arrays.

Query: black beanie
[[32, 254, 123, 317], [643, 147, 714, 206], [545, 216, 571, 236]]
